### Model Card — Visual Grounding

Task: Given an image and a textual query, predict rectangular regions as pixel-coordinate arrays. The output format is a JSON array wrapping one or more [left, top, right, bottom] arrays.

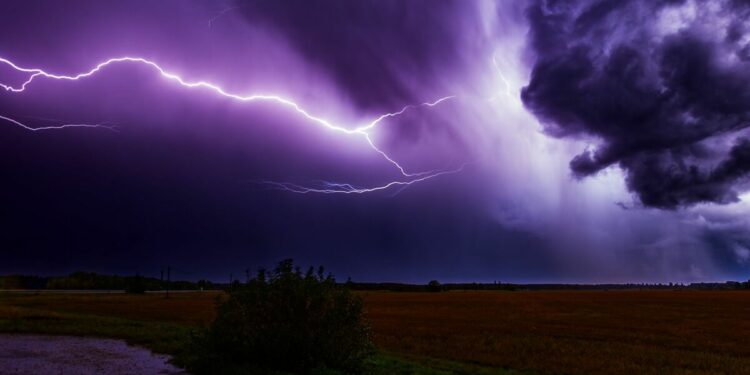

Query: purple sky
[[1, 0, 749, 283]]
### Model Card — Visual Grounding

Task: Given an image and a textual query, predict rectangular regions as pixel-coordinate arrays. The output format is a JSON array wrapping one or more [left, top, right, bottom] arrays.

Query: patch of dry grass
[[362, 290, 750, 375], [0, 292, 221, 325]]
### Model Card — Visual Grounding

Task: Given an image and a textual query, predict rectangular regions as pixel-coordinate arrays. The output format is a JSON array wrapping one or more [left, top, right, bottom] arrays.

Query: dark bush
[[190, 259, 373, 374], [427, 280, 443, 292], [125, 274, 146, 294]]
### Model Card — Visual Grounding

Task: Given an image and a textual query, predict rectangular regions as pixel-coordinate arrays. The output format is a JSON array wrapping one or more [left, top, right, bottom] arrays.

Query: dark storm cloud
[[522, 0, 750, 208], [234, 0, 476, 112]]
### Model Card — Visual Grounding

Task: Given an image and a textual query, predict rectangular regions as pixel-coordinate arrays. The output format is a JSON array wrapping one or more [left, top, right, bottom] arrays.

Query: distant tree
[[125, 274, 146, 294], [196, 279, 213, 291], [427, 280, 443, 292], [189, 259, 373, 374], [0, 276, 26, 290]]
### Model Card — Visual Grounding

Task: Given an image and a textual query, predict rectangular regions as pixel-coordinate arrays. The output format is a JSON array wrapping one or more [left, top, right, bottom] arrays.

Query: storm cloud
[[235, 0, 481, 113], [1, 0, 748, 283], [522, 0, 750, 208]]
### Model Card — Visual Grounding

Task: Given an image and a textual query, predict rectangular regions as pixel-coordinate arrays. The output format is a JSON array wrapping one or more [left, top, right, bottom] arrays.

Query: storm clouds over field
[[1, 0, 749, 282]]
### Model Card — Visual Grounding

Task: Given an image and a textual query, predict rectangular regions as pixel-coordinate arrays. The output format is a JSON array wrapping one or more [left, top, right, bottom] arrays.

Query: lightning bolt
[[207, 5, 243, 28], [493, 53, 513, 98], [0, 55, 461, 192], [487, 52, 520, 105], [259, 163, 469, 194], [0, 114, 117, 132]]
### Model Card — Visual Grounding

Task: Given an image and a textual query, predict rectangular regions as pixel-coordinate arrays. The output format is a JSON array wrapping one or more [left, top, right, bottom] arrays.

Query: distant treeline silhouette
[[345, 280, 518, 292], [1, 272, 749, 292], [344, 280, 750, 292], [0, 272, 217, 291]]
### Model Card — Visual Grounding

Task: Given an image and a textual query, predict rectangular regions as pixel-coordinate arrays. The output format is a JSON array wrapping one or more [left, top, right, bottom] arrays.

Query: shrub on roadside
[[189, 259, 373, 374]]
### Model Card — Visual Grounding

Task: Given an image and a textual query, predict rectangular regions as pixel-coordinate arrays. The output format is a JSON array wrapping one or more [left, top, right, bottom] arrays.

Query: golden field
[[1, 290, 749, 374]]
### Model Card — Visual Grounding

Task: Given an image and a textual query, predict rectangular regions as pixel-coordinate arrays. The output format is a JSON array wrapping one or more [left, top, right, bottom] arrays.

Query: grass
[[365, 354, 520, 375], [3, 290, 749, 374], [0, 298, 195, 361], [363, 290, 750, 375], [0, 292, 514, 375]]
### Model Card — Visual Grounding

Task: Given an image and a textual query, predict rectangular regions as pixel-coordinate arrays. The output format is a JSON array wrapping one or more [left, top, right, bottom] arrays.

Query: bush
[[125, 274, 146, 294], [190, 259, 373, 374], [427, 280, 443, 292]]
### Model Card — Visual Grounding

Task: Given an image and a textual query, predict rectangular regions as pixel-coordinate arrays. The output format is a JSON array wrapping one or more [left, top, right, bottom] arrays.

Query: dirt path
[[0, 334, 187, 374]]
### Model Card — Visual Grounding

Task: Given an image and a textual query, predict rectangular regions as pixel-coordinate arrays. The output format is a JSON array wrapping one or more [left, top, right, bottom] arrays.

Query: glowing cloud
[[0, 55, 460, 193]]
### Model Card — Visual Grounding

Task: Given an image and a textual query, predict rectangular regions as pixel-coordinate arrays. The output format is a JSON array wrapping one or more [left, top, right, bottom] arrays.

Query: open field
[[1, 290, 749, 374], [0, 292, 511, 375], [364, 291, 750, 375]]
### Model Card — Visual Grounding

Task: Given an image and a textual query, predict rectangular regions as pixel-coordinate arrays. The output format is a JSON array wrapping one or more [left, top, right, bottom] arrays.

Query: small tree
[[190, 259, 373, 374], [125, 274, 146, 294], [427, 280, 443, 292]]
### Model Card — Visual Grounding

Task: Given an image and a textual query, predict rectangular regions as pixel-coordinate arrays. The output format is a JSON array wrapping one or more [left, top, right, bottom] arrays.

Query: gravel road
[[0, 334, 187, 374]]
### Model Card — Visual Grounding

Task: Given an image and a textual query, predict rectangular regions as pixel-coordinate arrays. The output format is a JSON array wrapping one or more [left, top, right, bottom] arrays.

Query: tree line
[[0, 272, 216, 291], [2, 272, 749, 292]]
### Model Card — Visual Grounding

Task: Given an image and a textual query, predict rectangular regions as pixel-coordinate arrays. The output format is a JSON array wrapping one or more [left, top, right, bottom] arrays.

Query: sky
[[1, 0, 750, 283]]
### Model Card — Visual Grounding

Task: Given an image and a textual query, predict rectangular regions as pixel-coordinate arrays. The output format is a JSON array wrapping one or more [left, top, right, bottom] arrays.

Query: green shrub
[[190, 259, 373, 374]]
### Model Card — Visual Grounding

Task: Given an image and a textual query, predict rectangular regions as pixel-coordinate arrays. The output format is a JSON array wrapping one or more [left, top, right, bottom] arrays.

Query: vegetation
[[3, 276, 750, 374], [364, 290, 750, 374], [0, 294, 203, 360], [125, 274, 147, 294], [0, 272, 214, 291], [189, 259, 374, 374], [345, 281, 517, 292], [426, 280, 443, 293], [3, 272, 749, 292], [0, 275, 47, 289], [0, 292, 506, 374]]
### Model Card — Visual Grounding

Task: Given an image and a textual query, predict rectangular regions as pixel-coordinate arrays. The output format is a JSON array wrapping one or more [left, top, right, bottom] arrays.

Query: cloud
[[521, 0, 750, 208], [233, 0, 482, 113]]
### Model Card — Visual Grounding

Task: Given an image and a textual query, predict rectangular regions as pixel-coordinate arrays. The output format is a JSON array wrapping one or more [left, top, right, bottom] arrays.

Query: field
[[364, 291, 750, 374], [1, 290, 749, 374]]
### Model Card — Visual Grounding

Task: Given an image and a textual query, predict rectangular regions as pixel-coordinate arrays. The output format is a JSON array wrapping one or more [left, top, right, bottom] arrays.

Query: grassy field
[[0, 292, 512, 375], [1, 290, 749, 374], [364, 290, 750, 375]]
